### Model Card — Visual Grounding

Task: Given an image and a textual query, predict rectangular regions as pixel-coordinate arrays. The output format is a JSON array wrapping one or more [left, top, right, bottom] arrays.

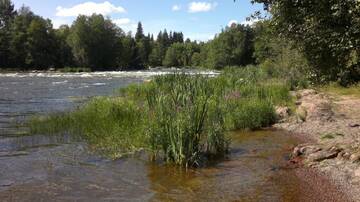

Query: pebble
[[350, 152, 360, 163], [354, 168, 360, 177], [307, 150, 339, 162], [0, 180, 14, 187], [349, 123, 360, 128]]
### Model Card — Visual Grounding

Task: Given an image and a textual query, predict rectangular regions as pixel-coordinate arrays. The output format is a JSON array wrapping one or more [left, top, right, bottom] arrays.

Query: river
[[0, 71, 347, 201]]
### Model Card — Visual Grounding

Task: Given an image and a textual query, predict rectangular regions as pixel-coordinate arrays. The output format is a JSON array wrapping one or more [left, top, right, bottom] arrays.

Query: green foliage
[[26, 17, 59, 69], [224, 98, 276, 130], [253, 20, 311, 90], [163, 43, 186, 67], [0, 0, 16, 67], [68, 14, 123, 71], [206, 24, 255, 69], [251, 0, 360, 85]]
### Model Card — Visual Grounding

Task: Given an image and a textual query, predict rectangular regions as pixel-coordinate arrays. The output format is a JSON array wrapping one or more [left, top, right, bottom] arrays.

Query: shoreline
[[276, 89, 360, 201]]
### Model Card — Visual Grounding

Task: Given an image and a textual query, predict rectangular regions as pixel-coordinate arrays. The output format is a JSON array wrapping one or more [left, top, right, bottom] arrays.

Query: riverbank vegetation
[[29, 67, 292, 167]]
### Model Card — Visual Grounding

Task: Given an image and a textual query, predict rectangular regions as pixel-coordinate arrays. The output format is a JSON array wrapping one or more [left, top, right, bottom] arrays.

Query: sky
[[12, 0, 263, 41]]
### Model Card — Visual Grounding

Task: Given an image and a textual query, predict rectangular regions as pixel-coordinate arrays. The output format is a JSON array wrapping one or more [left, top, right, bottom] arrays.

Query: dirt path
[[275, 89, 360, 201]]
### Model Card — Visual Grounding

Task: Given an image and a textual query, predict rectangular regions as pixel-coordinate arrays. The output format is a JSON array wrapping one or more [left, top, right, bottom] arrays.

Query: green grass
[[29, 66, 292, 167], [320, 83, 360, 98]]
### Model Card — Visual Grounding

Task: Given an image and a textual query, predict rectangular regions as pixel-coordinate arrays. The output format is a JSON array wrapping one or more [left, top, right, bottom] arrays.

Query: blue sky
[[12, 0, 262, 41]]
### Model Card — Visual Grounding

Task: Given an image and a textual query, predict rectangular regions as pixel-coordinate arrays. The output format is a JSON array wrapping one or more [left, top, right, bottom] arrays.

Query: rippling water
[[0, 69, 219, 137]]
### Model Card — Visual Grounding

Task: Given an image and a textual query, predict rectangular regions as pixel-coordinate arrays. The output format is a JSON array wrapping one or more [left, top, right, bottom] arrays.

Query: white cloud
[[113, 18, 137, 33], [188, 2, 217, 13], [172, 5, 181, 11], [51, 18, 72, 28], [228, 20, 238, 27], [241, 19, 260, 26], [186, 33, 215, 42], [113, 18, 131, 26], [56, 1, 126, 17]]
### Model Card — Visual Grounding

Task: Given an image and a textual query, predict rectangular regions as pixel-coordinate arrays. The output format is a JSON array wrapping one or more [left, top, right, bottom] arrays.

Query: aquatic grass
[[29, 98, 147, 157], [146, 74, 228, 167]]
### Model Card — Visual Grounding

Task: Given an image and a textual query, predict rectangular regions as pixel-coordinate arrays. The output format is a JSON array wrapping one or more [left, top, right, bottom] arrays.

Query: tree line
[[0, 0, 358, 85], [0, 0, 258, 71]]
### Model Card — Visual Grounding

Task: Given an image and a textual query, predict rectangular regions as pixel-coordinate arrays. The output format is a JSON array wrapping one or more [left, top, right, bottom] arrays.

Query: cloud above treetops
[[56, 1, 126, 17], [188, 2, 217, 13]]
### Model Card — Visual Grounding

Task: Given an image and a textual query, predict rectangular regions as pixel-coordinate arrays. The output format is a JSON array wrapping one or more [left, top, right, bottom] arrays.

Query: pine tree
[[0, 0, 16, 68], [135, 22, 144, 42]]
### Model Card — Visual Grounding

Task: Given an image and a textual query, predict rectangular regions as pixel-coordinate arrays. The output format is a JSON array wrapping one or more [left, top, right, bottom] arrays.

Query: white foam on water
[[92, 83, 107, 86], [0, 69, 220, 79], [52, 80, 68, 85]]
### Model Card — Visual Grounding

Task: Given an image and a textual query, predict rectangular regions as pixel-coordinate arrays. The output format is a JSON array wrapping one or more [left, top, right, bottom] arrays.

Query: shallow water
[[0, 130, 338, 201]]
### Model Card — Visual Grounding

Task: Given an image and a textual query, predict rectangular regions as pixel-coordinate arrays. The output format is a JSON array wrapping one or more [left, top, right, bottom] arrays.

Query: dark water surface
[[0, 71, 343, 201]]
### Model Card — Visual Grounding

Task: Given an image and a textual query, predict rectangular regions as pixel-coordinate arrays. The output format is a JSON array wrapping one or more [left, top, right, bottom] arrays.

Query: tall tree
[[9, 6, 34, 69], [135, 22, 144, 42], [0, 0, 16, 28], [248, 0, 360, 84], [68, 14, 123, 70], [55, 25, 74, 68], [206, 24, 255, 69], [26, 17, 59, 69], [0, 0, 16, 67]]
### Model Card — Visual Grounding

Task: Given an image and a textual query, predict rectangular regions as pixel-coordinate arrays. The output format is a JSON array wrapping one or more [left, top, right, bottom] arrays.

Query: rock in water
[[0, 180, 14, 187]]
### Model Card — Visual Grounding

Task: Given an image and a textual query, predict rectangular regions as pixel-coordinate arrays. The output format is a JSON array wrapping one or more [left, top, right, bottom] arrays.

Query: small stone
[[296, 106, 308, 122], [337, 151, 345, 158], [276, 106, 290, 120], [354, 168, 360, 177], [350, 152, 360, 163], [299, 89, 317, 97], [299, 145, 322, 155], [343, 152, 351, 159], [295, 101, 302, 106], [293, 147, 301, 157], [349, 123, 360, 128], [307, 150, 338, 162], [329, 146, 342, 153], [0, 180, 14, 187]]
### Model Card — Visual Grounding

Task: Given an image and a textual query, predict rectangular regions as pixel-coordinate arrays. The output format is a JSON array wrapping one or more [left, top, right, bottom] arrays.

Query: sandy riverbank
[[276, 89, 360, 201]]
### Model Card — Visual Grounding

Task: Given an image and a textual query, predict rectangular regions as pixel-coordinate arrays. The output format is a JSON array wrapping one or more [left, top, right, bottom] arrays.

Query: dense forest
[[0, 0, 255, 71], [0, 0, 359, 85]]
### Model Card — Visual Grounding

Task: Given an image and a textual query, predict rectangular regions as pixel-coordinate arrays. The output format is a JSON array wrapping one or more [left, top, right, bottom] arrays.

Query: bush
[[226, 98, 276, 130]]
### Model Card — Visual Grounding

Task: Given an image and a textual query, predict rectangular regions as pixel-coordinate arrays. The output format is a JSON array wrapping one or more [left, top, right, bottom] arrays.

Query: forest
[[0, 0, 359, 86]]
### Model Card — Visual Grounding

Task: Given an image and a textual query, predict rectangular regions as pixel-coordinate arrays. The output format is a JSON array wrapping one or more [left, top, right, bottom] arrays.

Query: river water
[[0, 71, 346, 201]]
